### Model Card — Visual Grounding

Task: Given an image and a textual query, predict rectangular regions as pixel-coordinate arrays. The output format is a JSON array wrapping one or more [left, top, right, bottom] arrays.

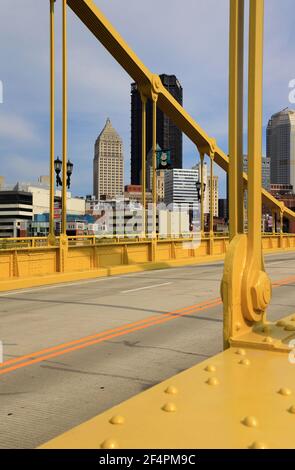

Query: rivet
[[262, 325, 271, 334], [263, 336, 273, 344], [109, 415, 125, 425], [284, 324, 295, 332], [239, 358, 251, 366], [204, 364, 216, 373], [249, 441, 267, 449], [206, 377, 219, 386], [165, 385, 178, 395], [235, 322, 242, 331], [235, 348, 246, 356], [242, 416, 258, 428], [162, 402, 177, 413], [101, 438, 119, 449], [288, 405, 295, 414], [291, 317, 295, 322], [276, 320, 287, 327], [278, 387, 292, 396]]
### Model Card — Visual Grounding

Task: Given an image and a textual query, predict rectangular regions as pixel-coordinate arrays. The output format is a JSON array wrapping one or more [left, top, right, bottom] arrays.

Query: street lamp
[[66, 160, 73, 189], [54, 156, 62, 187], [54, 156, 74, 189]]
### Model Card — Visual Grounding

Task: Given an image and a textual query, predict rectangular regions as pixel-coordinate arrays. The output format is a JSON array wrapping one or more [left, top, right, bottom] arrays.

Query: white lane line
[[0, 272, 148, 297], [121, 282, 172, 294]]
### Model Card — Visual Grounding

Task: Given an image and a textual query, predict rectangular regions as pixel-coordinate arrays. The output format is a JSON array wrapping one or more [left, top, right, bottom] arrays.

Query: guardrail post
[[58, 235, 68, 272], [13, 251, 19, 277], [209, 152, 215, 255], [280, 209, 284, 248]]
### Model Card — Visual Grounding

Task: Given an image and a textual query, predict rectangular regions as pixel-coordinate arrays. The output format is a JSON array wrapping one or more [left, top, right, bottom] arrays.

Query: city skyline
[[0, 0, 295, 199]]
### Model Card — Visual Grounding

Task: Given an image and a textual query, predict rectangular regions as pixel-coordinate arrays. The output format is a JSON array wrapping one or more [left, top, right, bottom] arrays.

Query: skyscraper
[[131, 74, 183, 185], [267, 108, 295, 190], [243, 154, 270, 190], [93, 118, 124, 199]]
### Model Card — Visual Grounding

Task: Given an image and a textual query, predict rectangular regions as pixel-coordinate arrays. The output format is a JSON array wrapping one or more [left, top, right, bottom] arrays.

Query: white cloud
[[0, 114, 39, 143], [0, 0, 294, 196]]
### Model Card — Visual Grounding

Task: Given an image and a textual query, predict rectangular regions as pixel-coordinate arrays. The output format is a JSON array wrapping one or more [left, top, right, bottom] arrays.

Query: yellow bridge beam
[[67, 0, 295, 222]]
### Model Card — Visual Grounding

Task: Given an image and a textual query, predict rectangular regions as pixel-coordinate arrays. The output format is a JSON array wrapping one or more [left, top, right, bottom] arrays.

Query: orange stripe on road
[[1, 273, 294, 376], [0, 297, 221, 374]]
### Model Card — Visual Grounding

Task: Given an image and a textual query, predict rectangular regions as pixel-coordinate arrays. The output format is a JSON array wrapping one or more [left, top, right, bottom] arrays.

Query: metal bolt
[[109, 415, 125, 425], [235, 348, 246, 356], [101, 438, 119, 449], [249, 441, 267, 449], [263, 336, 273, 344], [206, 377, 219, 386], [204, 364, 217, 373], [165, 386, 178, 395], [284, 324, 295, 332], [239, 358, 251, 366], [242, 416, 258, 428], [162, 402, 177, 412], [278, 388, 292, 396]]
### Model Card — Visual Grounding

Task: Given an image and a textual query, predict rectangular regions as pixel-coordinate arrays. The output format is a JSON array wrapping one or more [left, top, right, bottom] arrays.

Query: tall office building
[[131, 74, 183, 185], [93, 118, 124, 199], [164, 169, 199, 209], [267, 108, 295, 190], [243, 154, 270, 190]]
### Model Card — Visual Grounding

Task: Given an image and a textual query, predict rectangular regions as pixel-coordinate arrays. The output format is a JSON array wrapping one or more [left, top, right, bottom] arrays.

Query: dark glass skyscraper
[[131, 74, 183, 185]]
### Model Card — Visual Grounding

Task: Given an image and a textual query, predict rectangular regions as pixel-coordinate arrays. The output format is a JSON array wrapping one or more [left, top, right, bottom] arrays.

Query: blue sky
[[0, 0, 294, 198]]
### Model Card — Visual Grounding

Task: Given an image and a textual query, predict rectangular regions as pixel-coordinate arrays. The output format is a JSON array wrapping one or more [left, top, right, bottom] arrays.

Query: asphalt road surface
[[0, 252, 295, 448]]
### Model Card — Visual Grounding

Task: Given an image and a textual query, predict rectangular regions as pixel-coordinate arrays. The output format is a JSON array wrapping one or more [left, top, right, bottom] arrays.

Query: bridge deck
[[0, 252, 294, 448]]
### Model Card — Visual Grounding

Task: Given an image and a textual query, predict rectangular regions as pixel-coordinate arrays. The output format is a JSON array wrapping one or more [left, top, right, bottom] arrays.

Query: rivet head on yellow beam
[[101, 438, 119, 449], [249, 441, 267, 449], [235, 348, 246, 356], [165, 386, 178, 395], [284, 324, 295, 332], [263, 336, 273, 344], [235, 322, 242, 332], [262, 325, 271, 334], [109, 415, 125, 425], [278, 388, 292, 397], [239, 358, 251, 366], [206, 377, 219, 386], [288, 405, 295, 414], [162, 402, 177, 413], [291, 316, 295, 322], [204, 364, 217, 373], [276, 320, 288, 327], [242, 416, 258, 428]]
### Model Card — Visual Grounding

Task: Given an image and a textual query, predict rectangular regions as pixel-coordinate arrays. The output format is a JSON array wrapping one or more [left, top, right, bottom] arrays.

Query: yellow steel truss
[[39, 0, 295, 448]]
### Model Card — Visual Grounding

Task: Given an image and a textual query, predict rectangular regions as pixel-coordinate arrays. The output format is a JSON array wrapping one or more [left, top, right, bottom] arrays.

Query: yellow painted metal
[[221, 0, 272, 347], [0, 234, 293, 292], [209, 153, 214, 254], [152, 97, 157, 240], [62, 0, 68, 236], [40, 333, 295, 449], [228, 0, 244, 240], [49, 0, 56, 244], [140, 91, 147, 237], [37, 0, 295, 449], [200, 152, 205, 234], [65, 0, 295, 225]]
